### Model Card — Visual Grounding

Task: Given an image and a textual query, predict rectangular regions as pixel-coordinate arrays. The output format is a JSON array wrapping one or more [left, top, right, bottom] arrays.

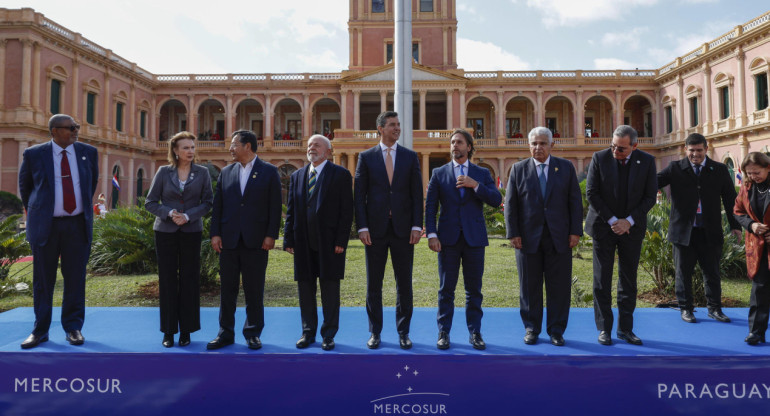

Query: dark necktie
[[538, 163, 547, 199], [459, 164, 465, 198], [61, 150, 76, 214], [308, 167, 317, 197], [694, 164, 703, 227]]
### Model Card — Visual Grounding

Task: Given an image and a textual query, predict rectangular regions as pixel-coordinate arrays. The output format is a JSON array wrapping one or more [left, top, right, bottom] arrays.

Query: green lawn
[[0, 238, 753, 312]]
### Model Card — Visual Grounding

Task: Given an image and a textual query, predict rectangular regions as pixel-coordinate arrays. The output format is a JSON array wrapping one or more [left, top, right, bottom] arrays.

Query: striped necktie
[[308, 167, 317, 197]]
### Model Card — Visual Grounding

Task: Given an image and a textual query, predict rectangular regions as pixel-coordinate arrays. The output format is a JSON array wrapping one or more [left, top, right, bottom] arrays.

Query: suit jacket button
[[241, 203, 244, 206]]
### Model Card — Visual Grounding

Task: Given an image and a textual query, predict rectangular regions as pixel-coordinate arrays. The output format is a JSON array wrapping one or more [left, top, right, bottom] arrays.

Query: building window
[[467, 118, 484, 139], [505, 118, 521, 137], [386, 43, 419, 64], [756, 73, 769, 111], [689, 97, 698, 127], [86, 92, 96, 124], [420, 0, 433, 12], [665, 106, 673, 134], [111, 165, 120, 209], [136, 169, 144, 202], [116, 102, 124, 132], [140, 111, 147, 138], [372, 0, 385, 13], [719, 86, 730, 119], [50, 79, 61, 114], [725, 157, 735, 184]]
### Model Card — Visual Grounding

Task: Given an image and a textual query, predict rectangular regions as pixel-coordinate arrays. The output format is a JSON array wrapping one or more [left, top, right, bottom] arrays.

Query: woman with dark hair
[[145, 131, 213, 347], [734, 151, 770, 345]]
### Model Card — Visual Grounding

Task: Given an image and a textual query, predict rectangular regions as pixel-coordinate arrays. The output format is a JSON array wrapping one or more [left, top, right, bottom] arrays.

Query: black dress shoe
[[66, 330, 85, 346], [708, 308, 731, 323], [469, 332, 486, 350], [436, 331, 450, 350], [178, 332, 190, 347], [246, 336, 262, 350], [367, 333, 381, 349], [162, 333, 174, 348], [399, 334, 412, 350], [206, 336, 234, 350], [321, 337, 335, 351], [745, 333, 765, 345], [617, 330, 643, 345], [550, 333, 565, 346], [523, 330, 537, 345], [680, 309, 697, 323], [20, 333, 48, 349], [296, 333, 316, 349], [598, 331, 612, 346]]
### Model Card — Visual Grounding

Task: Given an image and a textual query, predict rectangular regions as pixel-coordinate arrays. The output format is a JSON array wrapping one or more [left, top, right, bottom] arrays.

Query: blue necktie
[[459, 164, 465, 198], [308, 167, 317, 197], [538, 163, 547, 199]]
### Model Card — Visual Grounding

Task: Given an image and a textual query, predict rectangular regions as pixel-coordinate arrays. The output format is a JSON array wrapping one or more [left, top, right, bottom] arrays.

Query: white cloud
[[600, 27, 649, 50], [457, 38, 531, 70], [293, 50, 346, 72], [593, 58, 648, 70], [526, 0, 659, 27]]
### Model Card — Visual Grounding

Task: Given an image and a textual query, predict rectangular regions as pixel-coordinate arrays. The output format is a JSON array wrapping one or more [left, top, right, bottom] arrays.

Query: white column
[[394, 0, 413, 149], [496, 90, 505, 139], [419, 89, 427, 130], [575, 90, 584, 138], [303, 92, 311, 138], [446, 89, 454, 129]]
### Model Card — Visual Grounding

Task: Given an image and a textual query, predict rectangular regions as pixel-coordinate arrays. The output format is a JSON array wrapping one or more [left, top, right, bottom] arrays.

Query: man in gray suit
[[506, 127, 583, 346]]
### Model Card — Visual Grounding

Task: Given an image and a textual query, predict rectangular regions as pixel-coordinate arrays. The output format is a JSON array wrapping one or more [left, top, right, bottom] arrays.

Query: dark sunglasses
[[55, 124, 81, 132]]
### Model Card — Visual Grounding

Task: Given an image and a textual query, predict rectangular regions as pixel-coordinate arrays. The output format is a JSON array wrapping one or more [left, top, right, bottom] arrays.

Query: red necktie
[[61, 150, 76, 214]]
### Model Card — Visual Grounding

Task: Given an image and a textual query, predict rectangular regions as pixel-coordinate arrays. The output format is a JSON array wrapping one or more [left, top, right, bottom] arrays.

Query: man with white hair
[[505, 127, 583, 346], [284, 135, 353, 351]]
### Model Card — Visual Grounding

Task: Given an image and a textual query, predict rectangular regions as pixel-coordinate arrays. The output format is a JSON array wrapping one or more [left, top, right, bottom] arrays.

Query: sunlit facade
[[1, 3, 769, 207]]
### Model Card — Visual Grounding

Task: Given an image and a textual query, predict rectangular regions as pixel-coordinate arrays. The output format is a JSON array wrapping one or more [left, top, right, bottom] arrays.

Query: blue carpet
[[0, 306, 764, 356]]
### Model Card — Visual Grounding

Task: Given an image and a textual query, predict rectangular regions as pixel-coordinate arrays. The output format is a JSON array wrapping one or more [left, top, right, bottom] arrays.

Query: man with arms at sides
[[19, 114, 98, 349], [586, 125, 657, 346], [657, 133, 741, 324], [284, 135, 353, 351], [505, 127, 582, 346], [425, 129, 502, 350], [208, 130, 282, 350], [355, 111, 423, 350]]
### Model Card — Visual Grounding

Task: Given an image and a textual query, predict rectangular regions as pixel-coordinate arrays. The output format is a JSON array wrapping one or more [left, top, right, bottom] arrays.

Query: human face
[[174, 138, 195, 166], [51, 118, 80, 148], [610, 135, 637, 161], [450, 133, 470, 163], [528, 135, 553, 163], [306, 136, 330, 165], [229, 136, 253, 165], [745, 163, 770, 184], [685, 143, 707, 166], [378, 116, 401, 146]]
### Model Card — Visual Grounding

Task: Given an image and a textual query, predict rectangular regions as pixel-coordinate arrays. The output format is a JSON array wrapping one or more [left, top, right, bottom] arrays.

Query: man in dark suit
[[506, 127, 583, 346], [18, 114, 98, 349], [586, 125, 657, 346], [208, 130, 282, 350], [284, 134, 353, 351], [354, 111, 423, 350], [657, 133, 741, 323], [425, 129, 501, 350]]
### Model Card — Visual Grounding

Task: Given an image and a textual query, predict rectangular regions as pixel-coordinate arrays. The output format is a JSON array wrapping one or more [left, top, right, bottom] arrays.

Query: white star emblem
[[413, 370, 419, 376], [404, 365, 410, 371], [407, 387, 413, 393], [396, 373, 402, 378]]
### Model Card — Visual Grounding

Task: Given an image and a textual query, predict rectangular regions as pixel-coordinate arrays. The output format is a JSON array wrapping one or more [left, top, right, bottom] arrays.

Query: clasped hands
[[170, 210, 188, 226], [610, 218, 632, 235], [751, 222, 770, 243]]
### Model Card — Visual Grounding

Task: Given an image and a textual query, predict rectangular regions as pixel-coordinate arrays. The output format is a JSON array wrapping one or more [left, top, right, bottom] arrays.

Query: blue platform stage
[[1, 306, 769, 416]]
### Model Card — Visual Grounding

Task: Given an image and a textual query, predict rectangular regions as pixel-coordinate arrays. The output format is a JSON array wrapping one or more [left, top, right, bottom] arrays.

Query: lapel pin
[[555, 167, 559, 172], [636, 160, 640, 164], [82, 156, 86, 160], [252, 173, 257, 179]]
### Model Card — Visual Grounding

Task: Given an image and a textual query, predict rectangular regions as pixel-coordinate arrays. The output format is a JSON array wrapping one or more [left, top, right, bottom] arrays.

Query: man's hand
[[409, 230, 422, 245], [751, 222, 769, 235], [611, 219, 631, 235], [285, 247, 294, 254], [568, 234, 580, 248], [428, 237, 441, 252], [171, 211, 188, 226], [456, 175, 478, 190], [510, 237, 522, 249], [359, 230, 372, 246], [211, 236, 222, 253], [731, 229, 743, 242], [262, 237, 275, 250], [334, 246, 345, 254]]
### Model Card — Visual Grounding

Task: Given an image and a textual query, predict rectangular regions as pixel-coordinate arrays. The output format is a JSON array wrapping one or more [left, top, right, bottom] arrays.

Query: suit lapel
[[544, 158, 557, 202], [243, 158, 262, 200], [43, 142, 55, 194], [526, 158, 543, 203], [298, 165, 309, 208], [626, 151, 638, 194], [167, 166, 181, 191], [391, 145, 406, 188], [316, 163, 334, 210]]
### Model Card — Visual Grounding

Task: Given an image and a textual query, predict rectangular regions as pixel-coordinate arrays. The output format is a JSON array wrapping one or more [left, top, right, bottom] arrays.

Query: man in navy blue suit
[[425, 129, 502, 350], [355, 111, 423, 350], [18, 114, 98, 349], [505, 127, 583, 346], [207, 130, 282, 350]]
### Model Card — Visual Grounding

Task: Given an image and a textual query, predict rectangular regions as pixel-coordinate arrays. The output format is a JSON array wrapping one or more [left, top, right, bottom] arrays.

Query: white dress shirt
[[51, 140, 84, 217], [239, 155, 258, 195]]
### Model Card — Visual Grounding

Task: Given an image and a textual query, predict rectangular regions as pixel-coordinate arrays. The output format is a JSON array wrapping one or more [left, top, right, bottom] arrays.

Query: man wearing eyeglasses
[[585, 125, 657, 346], [18, 114, 99, 349]]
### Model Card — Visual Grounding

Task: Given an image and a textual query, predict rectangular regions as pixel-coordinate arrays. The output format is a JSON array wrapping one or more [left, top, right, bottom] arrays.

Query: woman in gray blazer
[[145, 131, 213, 347]]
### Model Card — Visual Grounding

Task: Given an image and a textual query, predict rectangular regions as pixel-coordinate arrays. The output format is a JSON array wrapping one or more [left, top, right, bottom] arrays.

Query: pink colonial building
[[1, 2, 769, 207]]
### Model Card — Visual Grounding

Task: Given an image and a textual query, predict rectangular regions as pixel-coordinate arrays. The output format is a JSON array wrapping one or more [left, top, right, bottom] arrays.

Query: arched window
[[136, 168, 144, 202], [278, 164, 298, 205]]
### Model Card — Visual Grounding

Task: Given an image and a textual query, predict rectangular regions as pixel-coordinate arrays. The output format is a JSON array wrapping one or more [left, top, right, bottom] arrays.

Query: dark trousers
[[673, 227, 723, 310], [749, 254, 770, 336], [436, 232, 484, 334], [218, 238, 268, 339], [365, 220, 414, 335], [593, 233, 643, 333], [154, 230, 202, 334], [515, 227, 571, 336], [31, 214, 89, 336], [298, 248, 340, 339]]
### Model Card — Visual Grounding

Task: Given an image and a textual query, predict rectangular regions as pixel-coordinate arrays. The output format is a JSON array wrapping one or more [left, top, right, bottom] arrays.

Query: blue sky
[[6, 0, 769, 74]]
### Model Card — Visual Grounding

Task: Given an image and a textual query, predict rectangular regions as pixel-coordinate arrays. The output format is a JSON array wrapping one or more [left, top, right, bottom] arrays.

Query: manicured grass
[[0, 238, 753, 312]]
